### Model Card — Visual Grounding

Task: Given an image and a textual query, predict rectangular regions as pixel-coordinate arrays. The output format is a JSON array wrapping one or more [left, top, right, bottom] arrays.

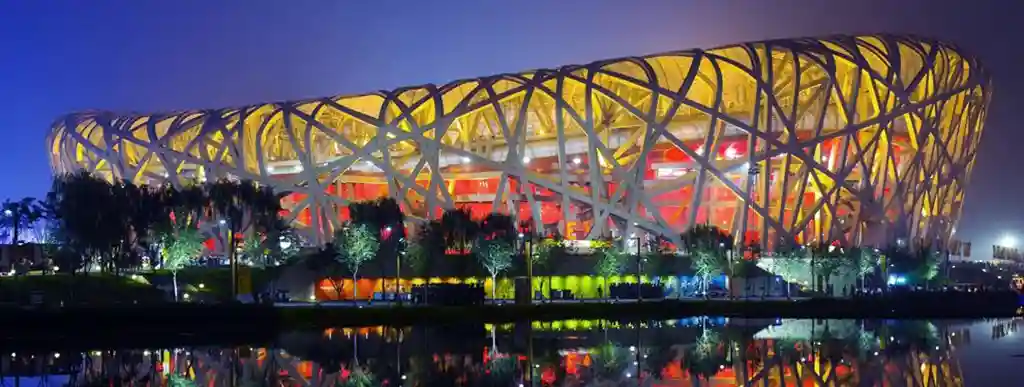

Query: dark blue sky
[[0, 0, 1020, 251]]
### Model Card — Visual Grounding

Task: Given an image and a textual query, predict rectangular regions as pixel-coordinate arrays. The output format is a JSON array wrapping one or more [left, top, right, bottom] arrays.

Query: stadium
[[48, 35, 990, 250]]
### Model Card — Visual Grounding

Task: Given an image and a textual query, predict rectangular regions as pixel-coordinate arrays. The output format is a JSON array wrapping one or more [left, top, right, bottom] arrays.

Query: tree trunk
[[353, 334, 360, 366], [328, 278, 344, 302], [604, 276, 609, 300], [12, 218, 19, 246], [491, 274, 497, 301], [396, 248, 402, 305], [352, 271, 359, 305], [703, 275, 709, 299], [547, 275, 552, 301], [173, 271, 179, 302]]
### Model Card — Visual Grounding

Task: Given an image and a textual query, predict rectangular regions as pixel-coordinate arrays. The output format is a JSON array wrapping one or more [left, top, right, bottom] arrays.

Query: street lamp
[[519, 226, 536, 302], [631, 236, 643, 302]]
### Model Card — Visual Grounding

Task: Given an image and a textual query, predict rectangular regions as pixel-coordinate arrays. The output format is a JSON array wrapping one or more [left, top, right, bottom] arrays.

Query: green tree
[[407, 220, 444, 278], [590, 343, 631, 382], [773, 240, 808, 298], [350, 197, 406, 293], [846, 247, 879, 292], [161, 225, 205, 301], [334, 223, 379, 301], [406, 220, 443, 303], [912, 245, 942, 288], [474, 236, 514, 300], [405, 238, 428, 277], [681, 224, 733, 297], [532, 233, 568, 295], [594, 244, 626, 299], [241, 233, 267, 266], [810, 242, 843, 294]]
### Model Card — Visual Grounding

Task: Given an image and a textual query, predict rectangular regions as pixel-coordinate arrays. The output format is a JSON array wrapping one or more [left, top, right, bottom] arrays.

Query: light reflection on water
[[1, 317, 1020, 386]]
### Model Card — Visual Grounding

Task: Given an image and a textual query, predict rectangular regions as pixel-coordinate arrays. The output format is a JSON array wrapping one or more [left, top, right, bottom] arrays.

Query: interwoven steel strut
[[48, 35, 990, 248]]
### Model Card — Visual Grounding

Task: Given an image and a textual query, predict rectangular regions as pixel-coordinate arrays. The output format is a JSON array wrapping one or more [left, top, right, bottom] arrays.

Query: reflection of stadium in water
[[1, 318, 1018, 386]]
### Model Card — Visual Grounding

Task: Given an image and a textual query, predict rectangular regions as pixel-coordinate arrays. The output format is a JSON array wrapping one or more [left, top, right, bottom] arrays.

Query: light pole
[[219, 219, 237, 300], [386, 225, 402, 305], [632, 236, 643, 302], [519, 227, 534, 301], [2, 209, 12, 246], [720, 241, 728, 298]]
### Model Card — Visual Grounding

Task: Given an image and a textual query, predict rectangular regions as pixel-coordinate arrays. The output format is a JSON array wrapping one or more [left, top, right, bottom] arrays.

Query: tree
[[773, 239, 808, 299], [112, 180, 165, 273], [474, 236, 514, 300], [912, 245, 942, 288], [691, 251, 727, 297], [1, 197, 43, 245], [47, 172, 122, 273], [405, 220, 443, 303], [441, 208, 477, 253], [810, 242, 843, 294], [270, 225, 303, 265], [334, 223, 379, 301], [306, 244, 346, 298], [206, 179, 248, 296], [249, 186, 289, 267], [846, 247, 879, 292], [594, 244, 626, 299], [407, 220, 444, 277], [640, 235, 672, 282], [532, 233, 568, 295], [479, 212, 516, 244], [681, 224, 733, 298], [161, 225, 205, 301], [348, 197, 406, 294], [241, 233, 267, 266], [883, 244, 916, 291], [405, 238, 428, 277]]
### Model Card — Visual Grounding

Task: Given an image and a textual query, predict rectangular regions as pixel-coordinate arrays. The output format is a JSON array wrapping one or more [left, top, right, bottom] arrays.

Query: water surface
[[3, 317, 1020, 386]]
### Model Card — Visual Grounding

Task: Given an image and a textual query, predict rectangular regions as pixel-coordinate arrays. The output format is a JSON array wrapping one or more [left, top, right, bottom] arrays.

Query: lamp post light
[[518, 226, 537, 302], [631, 236, 644, 302], [216, 218, 238, 299]]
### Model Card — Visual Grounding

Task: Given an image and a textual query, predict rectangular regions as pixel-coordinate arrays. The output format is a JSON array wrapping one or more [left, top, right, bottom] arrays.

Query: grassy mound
[[0, 274, 165, 305], [146, 267, 276, 301]]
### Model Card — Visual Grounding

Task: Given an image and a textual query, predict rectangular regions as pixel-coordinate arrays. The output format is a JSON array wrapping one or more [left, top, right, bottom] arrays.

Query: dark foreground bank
[[1, 291, 1019, 349]]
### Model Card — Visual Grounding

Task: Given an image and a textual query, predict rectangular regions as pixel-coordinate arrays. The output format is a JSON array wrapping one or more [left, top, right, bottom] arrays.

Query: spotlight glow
[[999, 234, 1017, 248]]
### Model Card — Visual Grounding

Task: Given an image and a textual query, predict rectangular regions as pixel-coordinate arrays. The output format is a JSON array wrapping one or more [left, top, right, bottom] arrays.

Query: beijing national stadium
[[47, 35, 990, 250]]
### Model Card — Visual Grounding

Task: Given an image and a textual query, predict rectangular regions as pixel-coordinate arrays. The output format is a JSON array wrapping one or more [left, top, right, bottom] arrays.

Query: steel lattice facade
[[48, 35, 990, 248]]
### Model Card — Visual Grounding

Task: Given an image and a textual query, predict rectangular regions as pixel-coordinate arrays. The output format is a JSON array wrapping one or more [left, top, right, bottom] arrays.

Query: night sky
[[0, 0, 1020, 254]]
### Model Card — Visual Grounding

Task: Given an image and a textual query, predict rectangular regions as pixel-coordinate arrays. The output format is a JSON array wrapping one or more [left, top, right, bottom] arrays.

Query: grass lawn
[[145, 266, 276, 301], [0, 274, 165, 305]]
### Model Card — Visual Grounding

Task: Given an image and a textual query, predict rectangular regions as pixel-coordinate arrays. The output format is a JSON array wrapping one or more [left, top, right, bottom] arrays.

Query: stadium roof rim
[[51, 33, 990, 125]]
